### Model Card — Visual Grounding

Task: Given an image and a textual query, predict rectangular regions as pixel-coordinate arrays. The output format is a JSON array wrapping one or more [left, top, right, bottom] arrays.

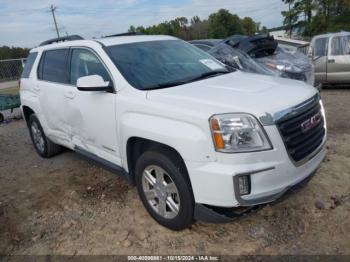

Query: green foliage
[[128, 9, 262, 40], [0, 46, 29, 60], [281, 0, 350, 37], [241, 17, 257, 36], [208, 9, 243, 38]]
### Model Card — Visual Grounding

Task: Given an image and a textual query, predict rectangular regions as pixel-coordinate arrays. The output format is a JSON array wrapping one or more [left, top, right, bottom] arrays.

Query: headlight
[[266, 63, 302, 73], [210, 114, 272, 153]]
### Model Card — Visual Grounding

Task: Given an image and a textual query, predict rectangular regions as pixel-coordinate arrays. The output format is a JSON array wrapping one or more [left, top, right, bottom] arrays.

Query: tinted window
[[21, 52, 38, 78], [314, 38, 328, 57], [106, 40, 227, 90], [70, 49, 111, 85], [41, 49, 69, 83], [195, 44, 212, 52], [331, 36, 350, 56]]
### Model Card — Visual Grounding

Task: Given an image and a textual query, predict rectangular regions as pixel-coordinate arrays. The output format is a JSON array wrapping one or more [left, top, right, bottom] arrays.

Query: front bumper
[[194, 168, 317, 223], [185, 125, 326, 208]]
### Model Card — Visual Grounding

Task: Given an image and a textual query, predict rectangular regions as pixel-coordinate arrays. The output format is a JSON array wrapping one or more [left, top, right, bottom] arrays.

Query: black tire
[[28, 114, 62, 158], [135, 149, 194, 230], [0, 113, 4, 123]]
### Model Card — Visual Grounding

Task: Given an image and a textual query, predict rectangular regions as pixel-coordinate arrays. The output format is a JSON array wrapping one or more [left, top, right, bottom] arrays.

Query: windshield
[[105, 40, 229, 90]]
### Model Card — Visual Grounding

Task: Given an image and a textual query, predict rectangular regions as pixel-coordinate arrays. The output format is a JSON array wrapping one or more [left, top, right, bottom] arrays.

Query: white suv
[[20, 34, 327, 230]]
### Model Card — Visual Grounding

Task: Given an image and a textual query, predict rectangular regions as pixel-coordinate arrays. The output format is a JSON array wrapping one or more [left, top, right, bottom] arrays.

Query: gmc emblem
[[301, 113, 322, 133]]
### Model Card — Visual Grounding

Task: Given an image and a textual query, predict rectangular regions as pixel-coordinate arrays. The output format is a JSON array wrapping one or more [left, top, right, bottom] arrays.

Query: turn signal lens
[[210, 118, 225, 150]]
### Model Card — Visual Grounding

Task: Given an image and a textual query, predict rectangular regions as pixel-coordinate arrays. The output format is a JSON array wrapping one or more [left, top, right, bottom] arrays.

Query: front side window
[[69, 49, 111, 85], [40, 49, 69, 83], [21, 52, 38, 78], [331, 36, 350, 56], [314, 38, 328, 58], [105, 40, 229, 90]]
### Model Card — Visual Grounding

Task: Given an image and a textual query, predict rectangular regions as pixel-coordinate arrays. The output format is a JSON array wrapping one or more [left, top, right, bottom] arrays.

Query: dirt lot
[[0, 89, 349, 255]]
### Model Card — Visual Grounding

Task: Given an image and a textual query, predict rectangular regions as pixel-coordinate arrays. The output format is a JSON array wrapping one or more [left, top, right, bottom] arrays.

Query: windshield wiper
[[144, 79, 190, 90], [187, 70, 230, 83], [144, 70, 230, 90]]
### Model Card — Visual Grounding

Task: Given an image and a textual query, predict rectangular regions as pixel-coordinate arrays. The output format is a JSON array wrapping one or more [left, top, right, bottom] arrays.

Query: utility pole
[[50, 5, 60, 38], [289, 2, 292, 38]]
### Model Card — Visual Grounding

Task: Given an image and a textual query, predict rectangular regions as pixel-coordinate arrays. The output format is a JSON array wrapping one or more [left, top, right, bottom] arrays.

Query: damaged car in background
[[190, 34, 315, 86]]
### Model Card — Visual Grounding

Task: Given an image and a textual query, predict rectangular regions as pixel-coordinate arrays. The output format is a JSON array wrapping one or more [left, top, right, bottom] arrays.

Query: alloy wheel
[[141, 165, 180, 219], [31, 121, 45, 153]]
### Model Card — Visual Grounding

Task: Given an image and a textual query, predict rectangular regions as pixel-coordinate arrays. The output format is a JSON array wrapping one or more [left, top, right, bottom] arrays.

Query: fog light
[[238, 175, 251, 195]]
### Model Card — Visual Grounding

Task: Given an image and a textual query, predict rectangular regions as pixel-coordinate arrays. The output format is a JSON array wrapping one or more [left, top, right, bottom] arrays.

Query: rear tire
[[28, 114, 62, 158], [0, 113, 4, 123], [135, 149, 194, 230]]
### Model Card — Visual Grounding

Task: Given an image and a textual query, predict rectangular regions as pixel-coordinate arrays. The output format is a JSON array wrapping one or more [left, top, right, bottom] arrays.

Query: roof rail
[[39, 35, 84, 46], [104, 32, 145, 38]]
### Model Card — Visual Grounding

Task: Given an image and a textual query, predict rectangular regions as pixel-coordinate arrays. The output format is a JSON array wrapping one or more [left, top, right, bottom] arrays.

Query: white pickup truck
[[20, 34, 327, 230]]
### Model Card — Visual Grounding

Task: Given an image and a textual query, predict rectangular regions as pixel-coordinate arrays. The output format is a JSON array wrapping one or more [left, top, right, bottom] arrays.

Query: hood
[[146, 71, 318, 124]]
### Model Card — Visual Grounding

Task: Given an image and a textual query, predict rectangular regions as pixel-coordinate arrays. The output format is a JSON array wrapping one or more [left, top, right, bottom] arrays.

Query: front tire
[[28, 114, 62, 158], [135, 149, 194, 230]]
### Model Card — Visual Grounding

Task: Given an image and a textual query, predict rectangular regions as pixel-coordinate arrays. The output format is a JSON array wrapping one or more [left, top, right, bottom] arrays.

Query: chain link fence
[[0, 58, 26, 82]]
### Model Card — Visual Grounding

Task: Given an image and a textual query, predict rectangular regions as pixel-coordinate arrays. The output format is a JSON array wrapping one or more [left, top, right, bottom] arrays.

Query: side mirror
[[76, 75, 113, 92]]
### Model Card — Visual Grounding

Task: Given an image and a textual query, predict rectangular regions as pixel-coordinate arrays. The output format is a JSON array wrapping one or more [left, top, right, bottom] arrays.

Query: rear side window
[[21, 52, 38, 78], [313, 38, 328, 57], [39, 49, 69, 83], [331, 36, 350, 56]]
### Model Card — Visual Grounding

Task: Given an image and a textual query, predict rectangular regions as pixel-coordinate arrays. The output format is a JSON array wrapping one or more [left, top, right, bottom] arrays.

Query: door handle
[[33, 86, 40, 92], [64, 91, 75, 99], [328, 59, 335, 64]]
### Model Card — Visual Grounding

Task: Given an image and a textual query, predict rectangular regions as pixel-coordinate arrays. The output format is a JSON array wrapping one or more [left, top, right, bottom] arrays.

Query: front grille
[[276, 98, 325, 163]]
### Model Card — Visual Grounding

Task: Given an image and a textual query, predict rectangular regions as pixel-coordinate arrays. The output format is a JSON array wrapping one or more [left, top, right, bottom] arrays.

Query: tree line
[[0, 46, 30, 60], [282, 0, 350, 38], [128, 9, 267, 40], [3, 3, 350, 60]]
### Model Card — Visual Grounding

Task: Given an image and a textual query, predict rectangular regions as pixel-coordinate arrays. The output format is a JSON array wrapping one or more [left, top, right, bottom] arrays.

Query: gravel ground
[[0, 89, 349, 255]]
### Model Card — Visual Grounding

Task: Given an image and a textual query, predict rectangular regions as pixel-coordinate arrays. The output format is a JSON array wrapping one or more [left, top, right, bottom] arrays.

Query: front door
[[327, 35, 350, 83], [65, 47, 120, 165]]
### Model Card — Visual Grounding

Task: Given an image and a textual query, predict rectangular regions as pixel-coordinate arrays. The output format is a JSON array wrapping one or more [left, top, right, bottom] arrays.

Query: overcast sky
[[0, 0, 288, 48]]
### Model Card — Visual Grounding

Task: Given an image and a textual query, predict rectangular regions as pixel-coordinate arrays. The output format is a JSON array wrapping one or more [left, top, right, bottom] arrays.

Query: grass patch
[[0, 86, 19, 95]]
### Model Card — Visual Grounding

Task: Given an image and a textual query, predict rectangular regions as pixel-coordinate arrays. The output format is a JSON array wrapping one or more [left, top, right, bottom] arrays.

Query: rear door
[[312, 37, 328, 83], [327, 35, 350, 83], [36, 48, 72, 146]]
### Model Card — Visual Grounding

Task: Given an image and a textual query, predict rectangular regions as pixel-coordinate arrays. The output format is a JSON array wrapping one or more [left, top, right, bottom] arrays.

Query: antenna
[[50, 5, 60, 38]]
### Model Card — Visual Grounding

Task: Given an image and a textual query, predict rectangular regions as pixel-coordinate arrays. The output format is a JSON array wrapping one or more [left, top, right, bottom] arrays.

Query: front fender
[[119, 112, 216, 170]]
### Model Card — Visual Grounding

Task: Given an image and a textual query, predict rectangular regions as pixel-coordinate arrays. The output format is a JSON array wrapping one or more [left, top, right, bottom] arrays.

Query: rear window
[[331, 36, 350, 56], [195, 44, 212, 52], [39, 49, 69, 83], [21, 52, 38, 78]]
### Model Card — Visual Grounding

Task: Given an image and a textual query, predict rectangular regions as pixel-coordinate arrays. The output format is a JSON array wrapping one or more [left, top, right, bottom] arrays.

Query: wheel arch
[[126, 137, 192, 190], [22, 105, 35, 126]]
